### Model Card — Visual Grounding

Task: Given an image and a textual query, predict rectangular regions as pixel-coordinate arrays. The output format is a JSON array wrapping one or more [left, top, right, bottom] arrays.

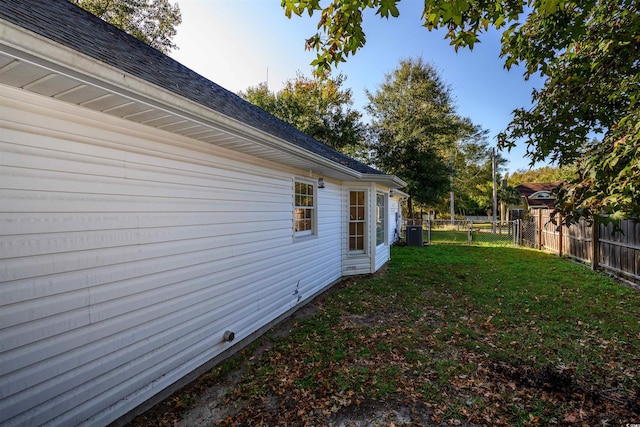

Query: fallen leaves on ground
[[130, 247, 640, 426]]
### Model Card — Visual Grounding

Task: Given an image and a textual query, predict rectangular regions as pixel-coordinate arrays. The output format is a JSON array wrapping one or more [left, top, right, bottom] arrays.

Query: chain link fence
[[517, 216, 538, 248], [403, 219, 524, 247]]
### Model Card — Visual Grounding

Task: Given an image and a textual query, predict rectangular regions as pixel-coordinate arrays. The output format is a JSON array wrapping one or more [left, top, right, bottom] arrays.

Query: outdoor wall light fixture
[[317, 177, 325, 188]]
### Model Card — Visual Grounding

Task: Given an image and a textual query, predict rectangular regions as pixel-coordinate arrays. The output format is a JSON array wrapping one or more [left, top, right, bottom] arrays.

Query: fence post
[[538, 211, 543, 250], [427, 219, 431, 245], [518, 219, 522, 246], [591, 218, 599, 270], [468, 223, 472, 244], [558, 213, 563, 257]]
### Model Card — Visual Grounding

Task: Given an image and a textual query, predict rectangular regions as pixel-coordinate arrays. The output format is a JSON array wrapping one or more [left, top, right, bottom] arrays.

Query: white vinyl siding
[[374, 188, 391, 272], [389, 195, 403, 244], [342, 185, 391, 276], [343, 186, 371, 276], [0, 88, 343, 426]]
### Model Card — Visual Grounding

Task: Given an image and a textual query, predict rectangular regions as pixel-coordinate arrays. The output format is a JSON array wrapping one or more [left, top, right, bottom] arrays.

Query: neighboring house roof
[[515, 182, 562, 209], [0, 0, 405, 188]]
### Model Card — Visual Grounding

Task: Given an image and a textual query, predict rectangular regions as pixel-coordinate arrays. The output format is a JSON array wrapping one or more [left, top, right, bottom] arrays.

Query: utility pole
[[450, 153, 454, 225], [492, 148, 497, 233]]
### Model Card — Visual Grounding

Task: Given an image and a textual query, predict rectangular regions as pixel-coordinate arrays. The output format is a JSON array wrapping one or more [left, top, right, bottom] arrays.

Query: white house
[[0, 1, 406, 426]]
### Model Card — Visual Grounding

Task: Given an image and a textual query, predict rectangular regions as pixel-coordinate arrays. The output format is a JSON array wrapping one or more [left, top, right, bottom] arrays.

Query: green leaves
[[281, 0, 321, 18], [499, 0, 640, 222], [377, 0, 400, 18], [366, 58, 478, 211], [239, 73, 367, 155], [283, 0, 534, 71], [284, 0, 640, 222], [71, 0, 182, 53]]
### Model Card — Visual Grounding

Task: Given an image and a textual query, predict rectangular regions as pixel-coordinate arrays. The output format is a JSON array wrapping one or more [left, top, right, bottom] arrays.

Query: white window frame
[[294, 179, 317, 238], [348, 189, 367, 253], [376, 192, 386, 246]]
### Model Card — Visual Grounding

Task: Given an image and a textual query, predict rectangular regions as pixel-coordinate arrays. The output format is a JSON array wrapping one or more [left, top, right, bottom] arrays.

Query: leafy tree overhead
[[239, 82, 278, 117], [281, 0, 524, 72], [239, 72, 366, 155], [282, 0, 640, 223], [366, 58, 469, 215], [70, 0, 181, 53], [497, 1, 639, 223]]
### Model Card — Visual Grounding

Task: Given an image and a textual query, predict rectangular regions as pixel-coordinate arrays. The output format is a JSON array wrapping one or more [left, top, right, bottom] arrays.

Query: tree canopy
[[366, 58, 472, 213], [239, 73, 366, 155], [70, 0, 181, 53], [282, 0, 640, 223], [506, 166, 576, 187]]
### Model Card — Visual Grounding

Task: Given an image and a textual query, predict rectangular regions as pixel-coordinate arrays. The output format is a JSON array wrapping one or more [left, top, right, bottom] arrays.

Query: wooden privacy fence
[[520, 209, 640, 284]]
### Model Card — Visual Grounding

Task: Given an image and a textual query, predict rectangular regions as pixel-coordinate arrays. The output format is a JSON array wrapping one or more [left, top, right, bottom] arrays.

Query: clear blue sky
[[170, 0, 549, 174]]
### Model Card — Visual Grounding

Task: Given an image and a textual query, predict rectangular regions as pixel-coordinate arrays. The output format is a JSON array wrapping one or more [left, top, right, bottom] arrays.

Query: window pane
[[349, 237, 356, 250], [349, 190, 366, 252], [376, 193, 385, 245], [294, 181, 315, 235]]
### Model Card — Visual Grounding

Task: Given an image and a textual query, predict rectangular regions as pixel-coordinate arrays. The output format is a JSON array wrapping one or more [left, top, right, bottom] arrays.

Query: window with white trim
[[349, 190, 366, 252], [376, 192, 386, 246], [294, 180, 315, 236]]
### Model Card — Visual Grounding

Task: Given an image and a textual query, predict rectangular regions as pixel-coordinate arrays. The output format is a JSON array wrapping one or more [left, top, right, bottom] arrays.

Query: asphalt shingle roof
[[0, 0, 383, 175]]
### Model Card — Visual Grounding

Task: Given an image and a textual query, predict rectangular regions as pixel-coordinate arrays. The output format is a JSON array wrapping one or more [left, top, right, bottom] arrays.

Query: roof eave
[[359, 173, 407, 189], [0, 18, 390, 183]]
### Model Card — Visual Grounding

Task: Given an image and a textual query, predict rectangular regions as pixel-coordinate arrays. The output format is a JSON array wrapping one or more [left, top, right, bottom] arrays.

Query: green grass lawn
[[136, 246, 640, 426]]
